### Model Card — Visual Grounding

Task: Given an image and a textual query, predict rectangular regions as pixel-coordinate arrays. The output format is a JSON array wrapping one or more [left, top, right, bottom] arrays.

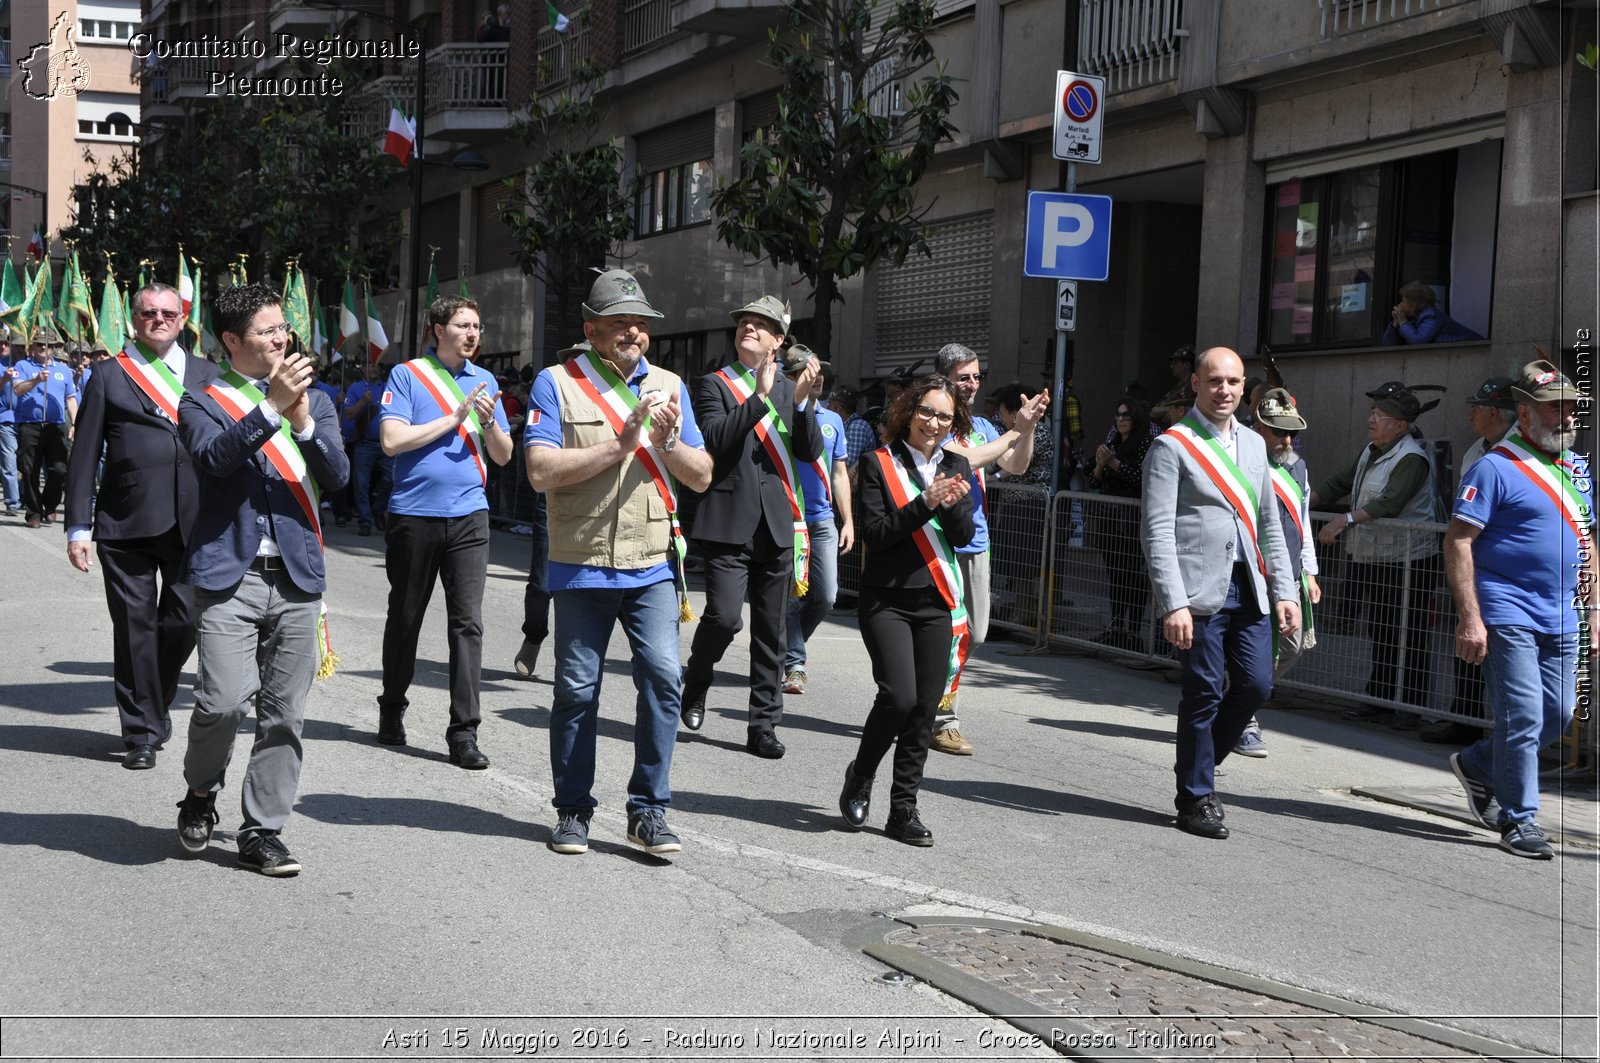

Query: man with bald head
[[1141, 347, 1300, 839]]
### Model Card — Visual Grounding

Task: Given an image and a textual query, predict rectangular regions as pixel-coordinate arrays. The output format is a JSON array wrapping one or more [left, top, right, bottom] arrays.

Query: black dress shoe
[[885, 804, 934, 846], [839, 760, 872, 829], [124, 745, 157, 770], [376, 708, 407, 746], [1420, 721, 1485, 745], [449, 737, 490, 770], [746, 729, 786, 759], [1176, 794, 1229, 839], [680, 685, 707, 732]]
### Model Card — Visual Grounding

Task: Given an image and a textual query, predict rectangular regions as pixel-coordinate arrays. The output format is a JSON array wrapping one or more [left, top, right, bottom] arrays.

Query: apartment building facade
[[133, 0, 1592, 475]]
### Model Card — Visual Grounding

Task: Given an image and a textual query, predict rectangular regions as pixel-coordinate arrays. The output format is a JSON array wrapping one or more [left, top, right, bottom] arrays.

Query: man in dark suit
[[171, 283, 348, 876], [65, 283, 219, 769], [680, 296, 822, 759]]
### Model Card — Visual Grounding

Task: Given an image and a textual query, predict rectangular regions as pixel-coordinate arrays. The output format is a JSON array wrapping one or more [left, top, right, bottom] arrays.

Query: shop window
[[1262, 143, 1499, 348]]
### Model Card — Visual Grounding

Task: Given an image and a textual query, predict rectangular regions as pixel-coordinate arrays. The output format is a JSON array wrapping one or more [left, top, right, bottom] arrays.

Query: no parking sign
[[1052, 70, 1105, 164]]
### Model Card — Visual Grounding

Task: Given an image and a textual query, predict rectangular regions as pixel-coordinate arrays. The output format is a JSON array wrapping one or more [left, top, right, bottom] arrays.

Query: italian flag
[[337, 277, 362, 352], [546, 1, 569, 32], [365, 281, 389, 365], [176, 252, 195, 319], [383, 103, 416, 164]]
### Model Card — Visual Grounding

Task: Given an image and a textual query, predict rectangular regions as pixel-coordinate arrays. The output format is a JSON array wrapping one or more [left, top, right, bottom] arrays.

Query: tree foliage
[[61, 71, 399, 307], [500, 58, 638, 349], [711, 0, 957, 357]]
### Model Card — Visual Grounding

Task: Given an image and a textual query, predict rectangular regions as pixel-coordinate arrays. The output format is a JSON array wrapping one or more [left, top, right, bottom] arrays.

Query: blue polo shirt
[[1454, 444, 1595, 633], [526, 355, 703, 592], [343, 377, 384, 443], [946, 414, 1000, 554], [380, 356, 510, 518], [799, 407, 846, 523], [10, 359, 78, 424], [0, 355, 18, 425]]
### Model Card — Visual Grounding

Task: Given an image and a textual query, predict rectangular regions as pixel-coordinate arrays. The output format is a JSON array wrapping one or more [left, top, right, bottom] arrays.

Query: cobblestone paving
[[889, 924, 1500, 1060]]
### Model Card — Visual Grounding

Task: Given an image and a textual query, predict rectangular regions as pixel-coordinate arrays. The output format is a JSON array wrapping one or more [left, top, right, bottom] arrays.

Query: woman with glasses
[[838, 376, 975, 846], [1088, 398, 1154, 650]]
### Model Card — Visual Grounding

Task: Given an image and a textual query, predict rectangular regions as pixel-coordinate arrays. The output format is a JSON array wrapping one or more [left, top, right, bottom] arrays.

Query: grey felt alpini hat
[[729, 295, 791, 333], [582, 269, 664, 320]]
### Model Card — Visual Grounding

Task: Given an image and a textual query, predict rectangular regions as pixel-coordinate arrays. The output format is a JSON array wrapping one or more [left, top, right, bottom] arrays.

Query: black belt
[[250, 555, 286, 572]]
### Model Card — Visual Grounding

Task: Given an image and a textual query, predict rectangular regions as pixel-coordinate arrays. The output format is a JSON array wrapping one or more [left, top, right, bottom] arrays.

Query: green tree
[[499, 57, 638, 352], [711, 0, 957, 358]]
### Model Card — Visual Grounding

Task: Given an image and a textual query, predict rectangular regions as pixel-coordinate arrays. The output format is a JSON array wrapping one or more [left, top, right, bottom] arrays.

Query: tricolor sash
[[714, 363, 810, 595], [1491, 430, 1593, 561], [116, 340, 185, 423], [1164, 415, 1268, 580], [563, 353, 696, 620], [203, 370, 336, 677], [872, 446, 971, 709], [809, 453, 833, 508], [1270, 464, 1315, 641], [402, 356, 488, 486]]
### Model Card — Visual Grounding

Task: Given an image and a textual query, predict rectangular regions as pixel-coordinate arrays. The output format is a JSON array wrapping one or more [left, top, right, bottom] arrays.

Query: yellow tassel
[[680, 598, 697, 623], [315, 610, 339, 680], [316, 648, 340, 680], [794, 580, 809, 598], [937, 691, 955, 711]]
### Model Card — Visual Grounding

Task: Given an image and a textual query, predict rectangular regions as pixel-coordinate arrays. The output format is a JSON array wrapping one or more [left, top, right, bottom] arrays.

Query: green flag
[[95, 263, 125, 354], [10, 261, 49, 341], [64, 252, 96, 344], [184, 258, 204, 348], [281, 266, 311, 352], [425, 251, 439, 309], [457, 270, 471, 299], [0, 255, 22, 318]]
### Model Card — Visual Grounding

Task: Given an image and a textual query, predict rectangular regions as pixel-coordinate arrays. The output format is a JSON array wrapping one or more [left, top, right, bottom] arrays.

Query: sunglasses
[[137, 309, 181, 322]]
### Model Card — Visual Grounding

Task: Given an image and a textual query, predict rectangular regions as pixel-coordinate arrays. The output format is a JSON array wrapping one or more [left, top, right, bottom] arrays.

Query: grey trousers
[[935, 550, 991, 731], [184, 568, 320, 837]]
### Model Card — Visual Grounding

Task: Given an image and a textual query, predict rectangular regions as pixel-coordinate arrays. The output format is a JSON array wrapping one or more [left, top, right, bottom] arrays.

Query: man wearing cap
[[1423, 377, 1519, 745], [1141, 347, 1300, 839], [1151, 345, 1198, 430], [12, 329, 78, 529], [1311, 382, 1443, 722], [930, 342, 1050, 756], [781, 345, 854, 695], [1, 335, 22, 516], [1446, 359, 1596, 859], [526, 271, 712, 856], [680, 296, 823, 760], [374, 295, 515, 770], [64, 282, 219, 769], [1232, 388, 1321, 759]]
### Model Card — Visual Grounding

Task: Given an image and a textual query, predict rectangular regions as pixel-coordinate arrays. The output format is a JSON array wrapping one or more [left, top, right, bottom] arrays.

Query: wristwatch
[[660, 433, 677, 454], [1344, 512, 1356, 528]]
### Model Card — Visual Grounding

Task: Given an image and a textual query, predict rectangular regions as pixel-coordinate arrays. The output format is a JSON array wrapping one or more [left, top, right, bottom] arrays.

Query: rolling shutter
[[872, 211, 993, 373], [419, 197, 459, 281], [475, 179, 519, 274], [635, 113, 715, 173]]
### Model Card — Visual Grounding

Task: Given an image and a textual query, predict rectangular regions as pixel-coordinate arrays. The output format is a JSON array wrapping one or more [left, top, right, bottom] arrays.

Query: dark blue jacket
[[178, 387, 350, 594]]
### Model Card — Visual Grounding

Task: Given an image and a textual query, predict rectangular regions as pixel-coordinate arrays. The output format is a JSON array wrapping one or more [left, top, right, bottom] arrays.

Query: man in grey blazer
[[1141, 347, 1300, 839]]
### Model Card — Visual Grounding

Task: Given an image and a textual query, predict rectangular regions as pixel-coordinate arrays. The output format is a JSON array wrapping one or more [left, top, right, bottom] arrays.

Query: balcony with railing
[[623, 0, 683, 55], [1317, 0, 1472, 36], [142, 56, 230, 115], [534, 13, 593, 94], [0, 134, 11, 170], [425, 42, 510, 134], [1079, 0, 1185, 95]]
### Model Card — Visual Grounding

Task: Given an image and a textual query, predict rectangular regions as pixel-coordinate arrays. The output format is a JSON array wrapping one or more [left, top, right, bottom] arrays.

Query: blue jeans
[[522, 492, 550, 644], [1175, 565, 1273, 804], [784, 517, 838, 672], [0, 423, 19, 508], [1458, 625, 1578, 825], [548, 579, 682, 815], [351, 439, 391, 526]]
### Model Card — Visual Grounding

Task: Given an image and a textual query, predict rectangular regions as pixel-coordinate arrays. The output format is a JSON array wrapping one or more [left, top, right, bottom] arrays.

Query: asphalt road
[[1, 514, 1594, 1061]]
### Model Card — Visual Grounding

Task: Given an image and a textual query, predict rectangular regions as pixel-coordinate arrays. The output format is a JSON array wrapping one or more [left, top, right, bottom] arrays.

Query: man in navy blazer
[[1141, 346, 1299, 840], [170, 283, 348, 877], [680, 296, 823, 760], [65, 283, 220, 769]]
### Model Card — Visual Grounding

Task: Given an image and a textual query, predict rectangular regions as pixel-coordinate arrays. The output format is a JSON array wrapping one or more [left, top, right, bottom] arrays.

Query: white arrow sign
[[1057, 280, 1078, 332]]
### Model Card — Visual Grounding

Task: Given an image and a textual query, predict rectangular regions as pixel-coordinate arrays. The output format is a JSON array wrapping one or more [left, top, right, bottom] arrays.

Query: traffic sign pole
[[1050, 160, 1075, 498]]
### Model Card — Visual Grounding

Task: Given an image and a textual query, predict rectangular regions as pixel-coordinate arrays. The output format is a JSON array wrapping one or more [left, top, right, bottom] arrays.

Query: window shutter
[[635, 113, 715, 173], [475, 180, 518, 274]]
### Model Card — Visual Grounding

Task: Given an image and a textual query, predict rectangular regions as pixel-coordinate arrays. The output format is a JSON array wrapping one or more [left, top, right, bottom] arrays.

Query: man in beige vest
[[525, 270, 712, 858]]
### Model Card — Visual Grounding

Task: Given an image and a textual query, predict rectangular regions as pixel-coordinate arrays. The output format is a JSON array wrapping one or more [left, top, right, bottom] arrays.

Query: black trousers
[[379, 510, 489, 741], [854, 586, 952, 809], [97, 527, 196, 749], [522, 491, 550, 645], [1358, 555, 1440, 707], [16, 422, 70, 520], [685, 521, 790, 731]]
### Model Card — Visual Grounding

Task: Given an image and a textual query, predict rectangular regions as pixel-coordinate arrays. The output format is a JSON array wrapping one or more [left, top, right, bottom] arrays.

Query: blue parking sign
[[1022, 191, 1113, 281]]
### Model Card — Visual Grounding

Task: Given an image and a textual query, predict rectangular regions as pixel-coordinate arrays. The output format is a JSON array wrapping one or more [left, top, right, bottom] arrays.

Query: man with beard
[[1232, 388, 1321, 758], [1447, 359, 1596, 859], [374, 296, 515, 769], [929, 343, 1049, 755]]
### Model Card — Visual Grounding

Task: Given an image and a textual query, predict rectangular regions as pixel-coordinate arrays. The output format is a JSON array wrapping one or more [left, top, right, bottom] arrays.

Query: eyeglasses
[[952, 372, 984, 384], [248, 323, 292, 340], [136, 309, 181, 322], [1265, 426, 1299, 438], [914, 404, 955, 427], [1114, 411, 1132, 419]]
